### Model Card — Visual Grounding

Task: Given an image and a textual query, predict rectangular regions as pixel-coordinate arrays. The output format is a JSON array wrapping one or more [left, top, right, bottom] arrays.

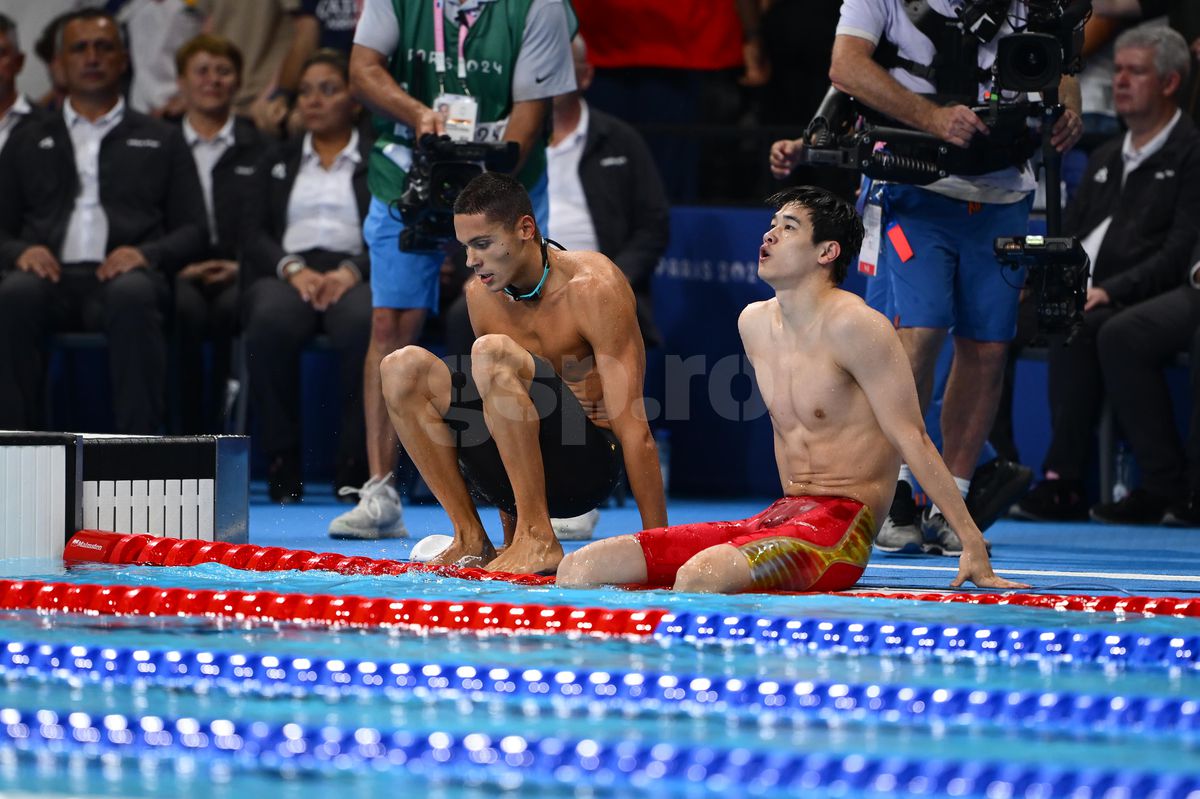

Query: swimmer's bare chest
[[757, 345, 861, 433], [478, 294, 606, 414]]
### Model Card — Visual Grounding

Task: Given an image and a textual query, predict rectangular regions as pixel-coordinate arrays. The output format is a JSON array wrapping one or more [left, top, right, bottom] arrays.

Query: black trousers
[[1042, 305, 1119, 480], [0, 265, 169, 434], [175, 275, 237, 433], [1098, 285, 1200, 498], [241, 276, 371, 463]]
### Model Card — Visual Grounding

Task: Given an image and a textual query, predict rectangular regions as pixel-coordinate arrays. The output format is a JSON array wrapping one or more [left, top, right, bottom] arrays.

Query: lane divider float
[[0, 578, 1196, 670], [1, 638, 1196, 738], [0, 705, 1196, 797]]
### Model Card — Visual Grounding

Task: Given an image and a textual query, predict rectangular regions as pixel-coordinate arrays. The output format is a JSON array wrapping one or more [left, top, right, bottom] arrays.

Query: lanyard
[[433, 0, 478, 93]]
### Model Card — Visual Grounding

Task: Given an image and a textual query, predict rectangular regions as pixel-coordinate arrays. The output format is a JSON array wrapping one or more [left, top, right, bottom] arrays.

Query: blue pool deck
[[249, 483, 1200, 598]]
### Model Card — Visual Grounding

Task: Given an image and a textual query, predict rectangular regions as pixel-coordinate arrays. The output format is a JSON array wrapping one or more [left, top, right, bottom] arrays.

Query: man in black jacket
[[1012, 25, 1200, 522], [172, 34, 268, 433], [0, 9, 206, 435]]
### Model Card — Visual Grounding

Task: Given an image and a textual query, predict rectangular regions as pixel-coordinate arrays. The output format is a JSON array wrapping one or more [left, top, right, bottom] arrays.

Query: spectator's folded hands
[[312, 266, 357, 311], [200, 259, 238, 285], [97, 246, 150, 282], [181, 259, 237, 285], [16, 246, 62, 283], [286, 266, 324, 305]]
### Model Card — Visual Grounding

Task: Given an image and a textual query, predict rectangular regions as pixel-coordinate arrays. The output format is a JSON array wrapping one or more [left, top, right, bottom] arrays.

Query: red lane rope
[[65, 529, 555, 585], [63, 530, 1200, 618], [0, 577, 667, 635]]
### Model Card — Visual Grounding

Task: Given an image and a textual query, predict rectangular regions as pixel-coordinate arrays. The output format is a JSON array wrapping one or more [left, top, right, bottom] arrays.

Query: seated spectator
[[255, 0, 363, 138], [173, 34, 269, 433], [1012, 26, 1200, 521], [240, 50, 372, 504], [1094, 239, 1200, 525], [0, 13, 45, 155], [0, 9, 206, 434]]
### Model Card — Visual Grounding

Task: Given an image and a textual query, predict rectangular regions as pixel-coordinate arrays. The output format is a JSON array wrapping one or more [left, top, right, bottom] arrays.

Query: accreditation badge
[[859, 202, 882, 277], [434, 93, 478, 142]]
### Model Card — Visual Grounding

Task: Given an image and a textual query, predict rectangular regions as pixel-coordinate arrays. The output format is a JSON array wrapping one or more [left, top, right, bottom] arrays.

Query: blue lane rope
[[0, 705, 1197, 798], [652, 614, 1200, 670], [1, 639, 1198, 739]]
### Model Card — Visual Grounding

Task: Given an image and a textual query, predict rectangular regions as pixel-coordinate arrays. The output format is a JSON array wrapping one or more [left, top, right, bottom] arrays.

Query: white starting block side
[[0, 433, 80, 559], [0, 432, 248, 559]]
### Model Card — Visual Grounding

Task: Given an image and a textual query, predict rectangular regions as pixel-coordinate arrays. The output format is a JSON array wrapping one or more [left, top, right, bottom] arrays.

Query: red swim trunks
[[633, 496, 875, 592]]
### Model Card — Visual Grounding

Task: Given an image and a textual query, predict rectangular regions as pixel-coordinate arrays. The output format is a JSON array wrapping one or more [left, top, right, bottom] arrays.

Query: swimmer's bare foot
[[485, 533, 563, 575], [429, 537, 497, 568]]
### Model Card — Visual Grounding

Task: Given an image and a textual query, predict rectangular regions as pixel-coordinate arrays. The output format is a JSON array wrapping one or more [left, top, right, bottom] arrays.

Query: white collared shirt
[[547, 100, 598, 252], [1122, 109, 1181, 184], [183, 115, 236, 245], [281, 130, 364, 260], [60, 97, 126, 264], [0, 94, 33, 155]]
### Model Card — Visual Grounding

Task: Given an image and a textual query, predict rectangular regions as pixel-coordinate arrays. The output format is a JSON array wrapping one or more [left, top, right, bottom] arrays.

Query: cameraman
[[770, 0, 1083, 554], [328, 0, 576, 540]]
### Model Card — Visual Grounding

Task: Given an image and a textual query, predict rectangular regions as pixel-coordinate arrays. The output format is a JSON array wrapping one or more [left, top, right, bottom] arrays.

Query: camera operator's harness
[[874, 0, 996, 108]]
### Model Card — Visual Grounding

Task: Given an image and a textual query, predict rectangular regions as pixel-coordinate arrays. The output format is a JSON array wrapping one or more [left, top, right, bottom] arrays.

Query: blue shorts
[[367, 173, 550, 310], [877, 184, 1031, 342]]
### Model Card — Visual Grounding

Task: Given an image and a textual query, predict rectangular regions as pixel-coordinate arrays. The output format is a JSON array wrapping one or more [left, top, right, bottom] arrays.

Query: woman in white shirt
[[241, 50, 373, 504]]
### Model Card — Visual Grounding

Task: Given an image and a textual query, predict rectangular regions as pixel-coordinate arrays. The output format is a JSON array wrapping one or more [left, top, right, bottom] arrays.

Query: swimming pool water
[[0, 558, 1196, 798]]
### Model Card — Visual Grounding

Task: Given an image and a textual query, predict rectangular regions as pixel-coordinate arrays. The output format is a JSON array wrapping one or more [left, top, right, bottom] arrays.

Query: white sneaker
[[551, 508, 600, 541], [328, 476, 408, 539]]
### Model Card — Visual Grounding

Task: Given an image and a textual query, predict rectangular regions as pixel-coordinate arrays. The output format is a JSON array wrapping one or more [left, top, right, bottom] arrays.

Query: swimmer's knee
[[381, 345, 444, 404], [556, 549, 594, 588], [471, 334, 533, 393], [557, 537, 647, 588], [471, 333, 519, 364], [673, 546, 752, 594]]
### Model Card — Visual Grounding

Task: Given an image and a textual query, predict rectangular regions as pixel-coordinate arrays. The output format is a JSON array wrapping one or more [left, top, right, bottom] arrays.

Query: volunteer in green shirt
[[331, 0, 575, 539]]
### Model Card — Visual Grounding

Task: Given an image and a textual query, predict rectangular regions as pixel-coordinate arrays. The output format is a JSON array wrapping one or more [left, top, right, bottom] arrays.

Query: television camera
[[394, 134, 519, 253]]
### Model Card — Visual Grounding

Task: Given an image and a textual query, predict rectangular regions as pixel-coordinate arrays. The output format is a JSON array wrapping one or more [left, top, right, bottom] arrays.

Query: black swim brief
[[442, 353, 623, 518]]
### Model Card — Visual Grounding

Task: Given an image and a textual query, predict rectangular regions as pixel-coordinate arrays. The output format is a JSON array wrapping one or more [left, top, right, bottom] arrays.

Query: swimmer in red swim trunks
[[558, 186, 1030, 594]]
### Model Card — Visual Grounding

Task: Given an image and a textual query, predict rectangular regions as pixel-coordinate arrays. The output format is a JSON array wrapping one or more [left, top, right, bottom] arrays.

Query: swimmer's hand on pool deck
[[953, 541, 1030, 591], [895, 460, 1030, 591]]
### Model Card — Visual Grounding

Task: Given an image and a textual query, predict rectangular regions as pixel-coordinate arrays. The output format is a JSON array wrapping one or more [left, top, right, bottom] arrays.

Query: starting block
[[0, 431, 248, 559]]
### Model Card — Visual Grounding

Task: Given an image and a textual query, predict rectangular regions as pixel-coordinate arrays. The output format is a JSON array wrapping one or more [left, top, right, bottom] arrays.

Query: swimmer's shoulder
[[738, 298, 778, 337], [561, 249, 636, 305], [823, 289, 904, 363], [824, 288, 894, 338]]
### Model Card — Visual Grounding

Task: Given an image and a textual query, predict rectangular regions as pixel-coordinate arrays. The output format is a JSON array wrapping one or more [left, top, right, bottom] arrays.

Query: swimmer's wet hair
[[454, 172, 536, 231], [766, 186, 864, 285]]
